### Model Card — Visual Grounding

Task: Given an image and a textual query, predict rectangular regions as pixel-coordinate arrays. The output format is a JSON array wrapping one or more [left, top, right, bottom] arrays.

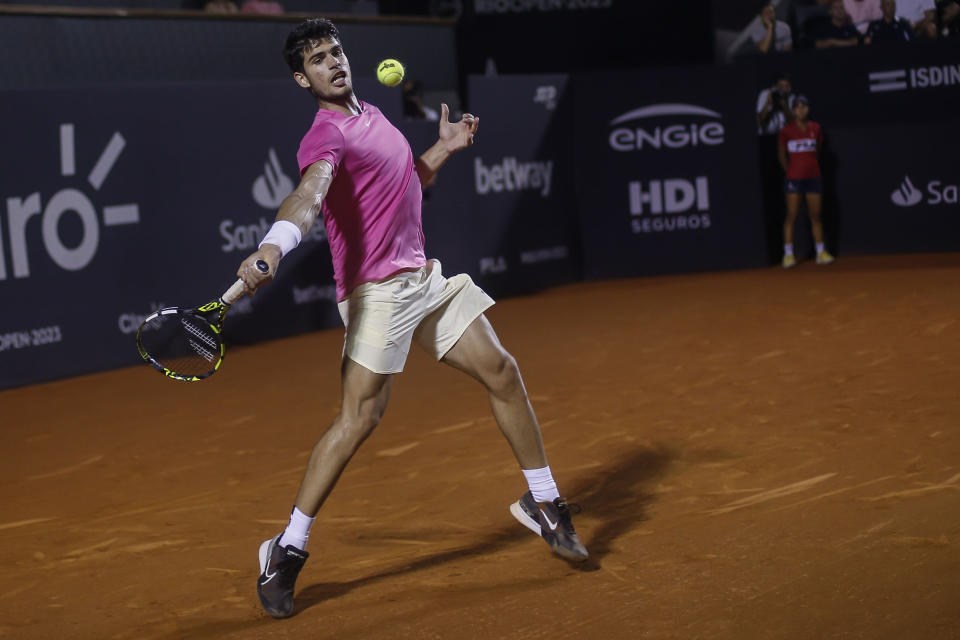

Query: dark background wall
[[456, 1, 716, 75], [0, 14, 457, 92], [2, 2, 959, 389]]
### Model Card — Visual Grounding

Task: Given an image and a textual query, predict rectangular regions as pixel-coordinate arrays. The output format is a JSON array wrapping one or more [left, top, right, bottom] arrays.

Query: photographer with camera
[[756, 73, 796, 135]]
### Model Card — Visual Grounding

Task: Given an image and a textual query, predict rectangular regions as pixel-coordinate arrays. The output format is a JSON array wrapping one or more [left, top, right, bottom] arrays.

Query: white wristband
[[259, 220, 302, 258]]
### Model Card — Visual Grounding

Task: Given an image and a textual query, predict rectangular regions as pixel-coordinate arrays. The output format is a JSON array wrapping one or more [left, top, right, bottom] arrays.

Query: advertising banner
[[0, 78, 401, 390], [830, 124, 960, 254], [573, 64, 768, 279], [754, 40, 960, 128], [457, 74, 581, 297], [456, 1, 713, 76]]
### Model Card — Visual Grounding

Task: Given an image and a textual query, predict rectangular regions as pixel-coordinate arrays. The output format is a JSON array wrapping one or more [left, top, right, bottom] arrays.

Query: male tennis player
[[235, 18, 588, 619], [777, 95, 835, 268]]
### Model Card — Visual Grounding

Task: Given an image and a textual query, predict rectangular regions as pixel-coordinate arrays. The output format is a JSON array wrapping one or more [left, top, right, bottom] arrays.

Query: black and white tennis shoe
[[510, 491, 589, 562], [256, 535, 309, 618]]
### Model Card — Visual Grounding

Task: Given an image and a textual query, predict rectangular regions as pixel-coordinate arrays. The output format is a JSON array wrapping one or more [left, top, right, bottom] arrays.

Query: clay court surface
[[1, 253, 958, 639]]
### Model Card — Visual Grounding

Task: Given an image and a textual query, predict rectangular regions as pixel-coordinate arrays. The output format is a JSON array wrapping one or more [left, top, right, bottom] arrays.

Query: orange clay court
[[1, 253, 958, 639]]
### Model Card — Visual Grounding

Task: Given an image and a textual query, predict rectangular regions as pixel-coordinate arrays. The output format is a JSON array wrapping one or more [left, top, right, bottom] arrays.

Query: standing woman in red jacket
[[778, 95, 835, 268]]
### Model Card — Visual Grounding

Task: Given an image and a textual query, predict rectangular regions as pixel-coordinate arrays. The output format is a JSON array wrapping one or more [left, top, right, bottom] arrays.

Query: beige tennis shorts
[[337, 259, 495, 374]]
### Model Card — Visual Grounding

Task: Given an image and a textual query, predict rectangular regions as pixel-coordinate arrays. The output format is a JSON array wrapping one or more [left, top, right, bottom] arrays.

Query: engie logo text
[[609, 103, 726, 152]]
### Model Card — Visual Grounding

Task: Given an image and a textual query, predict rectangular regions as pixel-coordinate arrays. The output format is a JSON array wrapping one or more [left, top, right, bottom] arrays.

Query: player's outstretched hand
[[439, 103, 479, 154]]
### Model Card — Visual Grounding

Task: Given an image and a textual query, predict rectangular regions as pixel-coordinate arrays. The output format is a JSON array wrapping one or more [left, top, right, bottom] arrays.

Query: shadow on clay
[[292, 444, 675, 613]]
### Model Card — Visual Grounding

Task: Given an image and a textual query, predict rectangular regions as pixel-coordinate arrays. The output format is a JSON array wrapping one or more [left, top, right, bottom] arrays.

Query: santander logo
[[890, 176, 923, 207]]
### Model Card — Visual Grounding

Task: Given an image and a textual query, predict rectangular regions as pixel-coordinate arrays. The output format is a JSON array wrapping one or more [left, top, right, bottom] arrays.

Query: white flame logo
[[891, 176, 923, 207], [252, 148, 294, 209]]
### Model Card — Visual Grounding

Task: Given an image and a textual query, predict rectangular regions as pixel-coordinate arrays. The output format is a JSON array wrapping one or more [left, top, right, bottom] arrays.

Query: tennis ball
[[376, 59, 405, 87]]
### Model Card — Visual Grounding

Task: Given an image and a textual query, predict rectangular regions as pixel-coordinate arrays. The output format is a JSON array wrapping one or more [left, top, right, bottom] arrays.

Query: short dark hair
[[284, 18, 341, 73]]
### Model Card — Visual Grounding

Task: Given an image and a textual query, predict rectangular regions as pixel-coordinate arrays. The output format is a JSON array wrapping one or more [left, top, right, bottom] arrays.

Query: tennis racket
[[136, 260, 268, 382]]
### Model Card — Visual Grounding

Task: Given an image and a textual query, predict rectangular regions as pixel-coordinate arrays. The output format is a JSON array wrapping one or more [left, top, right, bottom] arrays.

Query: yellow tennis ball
[[376, 59, 405, 87]]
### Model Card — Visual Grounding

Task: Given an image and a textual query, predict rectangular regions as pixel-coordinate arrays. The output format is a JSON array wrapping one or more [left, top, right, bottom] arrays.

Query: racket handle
[[221, 260, 270, 305]]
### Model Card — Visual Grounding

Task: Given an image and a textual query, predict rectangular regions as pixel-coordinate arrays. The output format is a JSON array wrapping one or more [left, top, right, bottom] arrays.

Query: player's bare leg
[[784, 192, 801, 246], [441, 314, 546, 469], [806, 192, 834, 264], [806, 192, 825, 246], [257, 358, 392, 618], [782, 192, 801, 268], [441, 314, 588, 561], [294, 357, 394, 515]]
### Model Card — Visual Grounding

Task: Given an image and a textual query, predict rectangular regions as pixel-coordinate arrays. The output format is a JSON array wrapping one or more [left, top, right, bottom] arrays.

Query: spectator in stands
[[795, 1, 831, 47], [757, 73, 796, 135], [843, 0, 883, 32], [750, 2, 794, 52], [865, 0, 915, 41], [241, 0, 283, 14], [814, 0, 863, 45], [938, 0, 960, 36], [897, 0, 939, 37]]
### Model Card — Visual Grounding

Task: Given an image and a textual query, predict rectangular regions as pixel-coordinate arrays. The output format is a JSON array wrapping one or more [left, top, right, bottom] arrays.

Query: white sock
[[522, 465, 560, 504], [815, 242, 825, 254], [278, 507, 315, 551], [783, 243, 794, 256]]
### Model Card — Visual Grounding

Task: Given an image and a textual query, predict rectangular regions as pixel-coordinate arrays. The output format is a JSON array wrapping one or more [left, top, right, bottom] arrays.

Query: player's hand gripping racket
[[136, 260, 268, 381]]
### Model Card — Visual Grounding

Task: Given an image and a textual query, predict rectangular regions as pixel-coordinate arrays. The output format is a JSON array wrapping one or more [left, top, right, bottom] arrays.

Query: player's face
[[294, 38, 352, 101]]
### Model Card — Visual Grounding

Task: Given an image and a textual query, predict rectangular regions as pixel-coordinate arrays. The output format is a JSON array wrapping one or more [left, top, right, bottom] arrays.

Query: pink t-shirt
[[297, 101, 426, 301]]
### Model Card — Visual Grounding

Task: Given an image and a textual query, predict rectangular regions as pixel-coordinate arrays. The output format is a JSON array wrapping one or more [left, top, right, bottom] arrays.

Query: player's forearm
[[415, 140, 452, 188], [275, 160, 333, 236], [259, 192, 322, 262], [275, 190, 323, 237], [258, 160, 332, 261]]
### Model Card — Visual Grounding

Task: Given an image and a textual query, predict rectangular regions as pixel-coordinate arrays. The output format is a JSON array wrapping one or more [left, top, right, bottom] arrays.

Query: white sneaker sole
[[509, 501, 542, 536], [258, 536, 276, 574]]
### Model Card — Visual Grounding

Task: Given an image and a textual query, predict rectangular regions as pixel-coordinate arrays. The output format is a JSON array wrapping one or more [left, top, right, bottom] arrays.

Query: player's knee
[[488, 350, 522, 396], [357, 401, 385, 434], [332, 408, 382, 448]]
